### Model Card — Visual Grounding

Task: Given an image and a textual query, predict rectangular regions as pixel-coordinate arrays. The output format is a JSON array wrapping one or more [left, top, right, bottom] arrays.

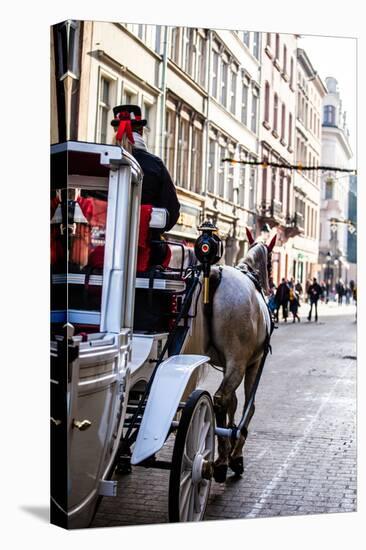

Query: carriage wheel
[[169, 390, 215, 522]]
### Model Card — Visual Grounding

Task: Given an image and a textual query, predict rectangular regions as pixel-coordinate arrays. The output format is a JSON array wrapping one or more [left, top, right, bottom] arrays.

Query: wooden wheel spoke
[[198, 421, 211, 453], [182, 451, 193, 468], [202, 447, 212, 459], [180, 477, 193, 520], [187, 485, 195, 519], [179, 470, 191, 489]]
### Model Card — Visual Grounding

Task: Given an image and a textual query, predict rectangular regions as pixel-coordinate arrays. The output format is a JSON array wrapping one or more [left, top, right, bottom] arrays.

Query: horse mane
[[236, 242, 269, 293]]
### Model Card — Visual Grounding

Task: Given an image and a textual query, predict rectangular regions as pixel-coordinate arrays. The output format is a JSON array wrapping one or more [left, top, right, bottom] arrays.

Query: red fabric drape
[[137, 205, 153, 272]]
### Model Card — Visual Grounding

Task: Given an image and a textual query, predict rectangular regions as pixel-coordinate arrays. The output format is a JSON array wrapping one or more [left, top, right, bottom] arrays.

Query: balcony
[[258, 199, 285, 226], [283, 211, 304, 239]]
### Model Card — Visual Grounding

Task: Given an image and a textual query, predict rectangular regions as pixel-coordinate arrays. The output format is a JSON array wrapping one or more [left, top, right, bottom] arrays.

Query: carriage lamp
[[194, 222, 223, 304]]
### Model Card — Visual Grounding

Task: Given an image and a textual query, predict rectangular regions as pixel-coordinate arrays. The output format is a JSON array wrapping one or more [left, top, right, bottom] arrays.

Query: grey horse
[[184, 228, 276, 481]]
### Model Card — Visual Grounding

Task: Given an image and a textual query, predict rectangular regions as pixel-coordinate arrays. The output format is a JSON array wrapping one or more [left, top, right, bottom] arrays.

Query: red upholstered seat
[[136, 205, 170, 272]]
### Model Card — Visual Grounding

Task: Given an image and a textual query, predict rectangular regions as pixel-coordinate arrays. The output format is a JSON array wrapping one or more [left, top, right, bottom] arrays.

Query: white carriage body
[[50, 141, 208, 528]]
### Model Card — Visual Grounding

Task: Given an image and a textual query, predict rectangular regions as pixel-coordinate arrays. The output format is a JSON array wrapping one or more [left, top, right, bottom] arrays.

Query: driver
[[111, 104, 180, 266]]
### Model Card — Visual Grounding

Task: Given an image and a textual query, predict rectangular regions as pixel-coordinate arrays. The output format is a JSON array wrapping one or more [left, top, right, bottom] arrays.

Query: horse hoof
[[213, 464, 228, 483], [229, 456, 244, 476]]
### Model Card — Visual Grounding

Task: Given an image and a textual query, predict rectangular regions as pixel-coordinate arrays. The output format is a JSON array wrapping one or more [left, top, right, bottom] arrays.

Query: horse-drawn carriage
[[50, 141, 275, 528]]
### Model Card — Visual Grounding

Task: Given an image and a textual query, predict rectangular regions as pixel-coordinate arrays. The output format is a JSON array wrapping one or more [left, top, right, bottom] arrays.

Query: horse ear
[[246, 227, 255, 245], [267, 234, 277, 253]]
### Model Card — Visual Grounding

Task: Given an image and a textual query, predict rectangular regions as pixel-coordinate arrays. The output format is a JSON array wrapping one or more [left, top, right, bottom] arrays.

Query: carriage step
[[98, 480, 118, 497], [126, 405, 146, 414], [123, 418, 143, 427]]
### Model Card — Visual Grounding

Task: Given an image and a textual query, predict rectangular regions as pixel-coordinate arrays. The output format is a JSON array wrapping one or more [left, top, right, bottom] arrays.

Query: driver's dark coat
[[132, 148, 180, 231]]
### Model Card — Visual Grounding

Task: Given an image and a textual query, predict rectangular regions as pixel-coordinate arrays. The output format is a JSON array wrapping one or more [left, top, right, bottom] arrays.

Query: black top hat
[[111, 105, 147, 128]]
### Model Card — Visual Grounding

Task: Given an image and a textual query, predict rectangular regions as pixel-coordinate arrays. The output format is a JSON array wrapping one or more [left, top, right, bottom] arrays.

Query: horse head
[[242, 228, 277, 295]]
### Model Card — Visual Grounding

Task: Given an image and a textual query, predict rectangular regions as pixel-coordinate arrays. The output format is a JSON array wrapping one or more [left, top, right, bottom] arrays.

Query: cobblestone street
[[92, 303, 357, 528]]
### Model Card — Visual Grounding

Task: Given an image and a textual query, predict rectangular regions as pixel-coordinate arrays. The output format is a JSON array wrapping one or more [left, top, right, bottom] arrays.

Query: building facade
[[318, 77, 353, 288], [291, 49, 326, 288], [347, 175, 357, 283], [256, 32, 298, 284]]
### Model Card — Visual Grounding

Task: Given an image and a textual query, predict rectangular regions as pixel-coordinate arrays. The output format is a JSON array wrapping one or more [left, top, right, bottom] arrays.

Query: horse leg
[[229, 357, 262, 476], [213, 364, 245, 483]]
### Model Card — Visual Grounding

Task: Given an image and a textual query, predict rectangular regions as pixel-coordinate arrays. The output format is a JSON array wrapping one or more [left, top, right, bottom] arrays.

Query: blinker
[[194, 222, 223, 304]]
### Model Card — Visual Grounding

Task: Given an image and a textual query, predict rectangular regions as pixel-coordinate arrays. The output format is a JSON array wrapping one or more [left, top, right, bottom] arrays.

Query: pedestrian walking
[[295, 280, 303, 299], [345, 285, 352, 305], [289, 288, 301, 322], [268, 287, 277, 322], [307, 277, 323, 322], [275, 278, 290, 322], [320, 280, 327, 302], [336, 279, 345, 306]]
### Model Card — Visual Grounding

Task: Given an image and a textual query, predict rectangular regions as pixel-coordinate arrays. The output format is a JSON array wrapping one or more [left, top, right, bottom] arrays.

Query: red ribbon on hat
[[115, 111, 135, 144], [114, 111, 143, 144]]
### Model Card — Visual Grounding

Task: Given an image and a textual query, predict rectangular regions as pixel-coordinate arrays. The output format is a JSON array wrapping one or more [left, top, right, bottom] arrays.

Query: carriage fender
[[131, 354, 210, 465]]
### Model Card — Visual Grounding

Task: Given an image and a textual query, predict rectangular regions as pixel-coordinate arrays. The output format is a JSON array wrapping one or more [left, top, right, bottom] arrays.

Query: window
[[143, 103, 152, 148], [279, 171, 284, 205], [325, 178, 334, 199], [137, 24, 146, 41], [243, 31, 250, 47], [124, 91, 132, 104], [170, 27, 180, 64], [221, 58, 228, 106], [251, 86, 259, 133], [286, 177, 291, 216], [266, 33, 271, 47], [253, 32, 260, 59], [324, 105, 336, 126], [98, 77, 111, 144], [212, 49, 219, 98], [283, 44, 287, 74], [238, 150, 247, 206], [264, 82, 270, 122], [248, 162, 256, 210], [281, 103, 286, 140], [155, 26, 162, 54], [218, 145, 226, 197], [227, 162, 235, 202], [271, 166, 277, 201], [165, 108, 176, 176], [241, 75, 249, 125], [208, 139, 216, 193], [288, 113, 293, 147], [190, 125, 203, 194], [197, 32, 207, 87], [230, 66, 237, 114], [177, 116, 190, 188], [273, 93, 279, 132], [184, 28, 195, 76], [275, 33, 280, 60], [261, 156, 268, 205], [290, 58, 294, 88]]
